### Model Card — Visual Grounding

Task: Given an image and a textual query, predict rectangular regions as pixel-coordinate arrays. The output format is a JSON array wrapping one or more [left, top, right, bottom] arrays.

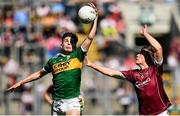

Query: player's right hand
[[140, 24, 148, 36], [7, 82, 22, 93]]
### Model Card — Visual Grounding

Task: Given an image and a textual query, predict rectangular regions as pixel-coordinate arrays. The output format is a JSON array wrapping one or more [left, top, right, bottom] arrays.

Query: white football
[[78, 5, 96, 24]]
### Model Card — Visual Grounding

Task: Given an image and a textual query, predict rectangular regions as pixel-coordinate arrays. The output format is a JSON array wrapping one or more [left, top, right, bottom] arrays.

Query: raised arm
[[140, 25, 163, 62], [81, 3, 98, 52], [85, 57, 125, 79], [7, 69, 47, 92]]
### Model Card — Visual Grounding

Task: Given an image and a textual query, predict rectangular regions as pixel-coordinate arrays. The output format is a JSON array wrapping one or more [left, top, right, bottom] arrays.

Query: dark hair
[[140, 46, 155, 66], [62, 32, 78, 49]]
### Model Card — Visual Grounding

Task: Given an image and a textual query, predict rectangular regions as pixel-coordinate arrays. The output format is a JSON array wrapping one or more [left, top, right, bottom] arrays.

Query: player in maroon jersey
[[85, 25, 171, 115]]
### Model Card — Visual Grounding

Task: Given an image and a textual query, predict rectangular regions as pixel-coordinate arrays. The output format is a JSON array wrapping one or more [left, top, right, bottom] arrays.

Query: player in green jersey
[[7, 3, 98, 115]]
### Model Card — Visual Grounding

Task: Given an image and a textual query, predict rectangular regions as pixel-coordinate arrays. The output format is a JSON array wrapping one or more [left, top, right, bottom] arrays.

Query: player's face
[[135, 53, 146, 65], [62, 37, 73, 52]]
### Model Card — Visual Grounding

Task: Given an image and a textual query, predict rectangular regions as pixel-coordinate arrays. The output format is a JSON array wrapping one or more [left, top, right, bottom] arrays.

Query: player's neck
[[62, 50, 71, 55]]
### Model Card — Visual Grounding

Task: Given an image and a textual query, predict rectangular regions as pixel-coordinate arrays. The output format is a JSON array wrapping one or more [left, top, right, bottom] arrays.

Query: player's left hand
[[88, 3, 98, 16]]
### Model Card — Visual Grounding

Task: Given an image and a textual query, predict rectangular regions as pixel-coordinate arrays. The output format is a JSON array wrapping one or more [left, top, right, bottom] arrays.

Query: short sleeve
[[43, 59, 52, 73], [154, 59, 163, 75], [121, 70, 134, 83], [154, 58, 163, 67], [76, 47, 87, 62]]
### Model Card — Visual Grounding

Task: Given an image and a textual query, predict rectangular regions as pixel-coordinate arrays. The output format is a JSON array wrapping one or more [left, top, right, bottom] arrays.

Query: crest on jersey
[[67, 55, 70, 60]]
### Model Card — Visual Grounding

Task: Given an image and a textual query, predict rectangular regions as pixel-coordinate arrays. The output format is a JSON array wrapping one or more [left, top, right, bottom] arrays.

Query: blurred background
[[0, 0, 180, 115]]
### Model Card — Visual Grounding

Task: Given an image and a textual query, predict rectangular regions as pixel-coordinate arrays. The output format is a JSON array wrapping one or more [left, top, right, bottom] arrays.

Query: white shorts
[[157, 110, 169, 116], [51, 96, 84, 115]]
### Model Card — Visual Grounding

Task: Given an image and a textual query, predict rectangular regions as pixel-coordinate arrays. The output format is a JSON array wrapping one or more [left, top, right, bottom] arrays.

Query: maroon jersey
[[121, 64, 171, 115]]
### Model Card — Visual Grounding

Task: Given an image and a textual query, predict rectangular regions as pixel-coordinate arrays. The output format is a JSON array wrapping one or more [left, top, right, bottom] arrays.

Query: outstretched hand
[[140, 24, 148, 36], [88, 3, 98, 16], [6, 82, 22, 93]]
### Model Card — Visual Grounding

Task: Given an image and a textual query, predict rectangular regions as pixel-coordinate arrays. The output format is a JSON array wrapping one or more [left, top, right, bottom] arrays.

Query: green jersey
[[43, 47, 86, 100]]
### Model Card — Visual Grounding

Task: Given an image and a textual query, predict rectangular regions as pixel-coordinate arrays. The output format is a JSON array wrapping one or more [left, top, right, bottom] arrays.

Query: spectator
[[13, 5, 29, 33], [36, 3, 50, 17], [139, 5, 156, 26], [21, 85, 34, 115], [3, 10, 13, 28], [115, 82, 133, 114], [122, 52, 137, 69], [0, 28, 14, 58], [46, 32, 61, 58]]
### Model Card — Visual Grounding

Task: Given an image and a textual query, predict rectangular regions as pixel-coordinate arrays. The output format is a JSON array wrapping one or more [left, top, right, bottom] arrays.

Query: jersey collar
[[57, 53, 66, 57]]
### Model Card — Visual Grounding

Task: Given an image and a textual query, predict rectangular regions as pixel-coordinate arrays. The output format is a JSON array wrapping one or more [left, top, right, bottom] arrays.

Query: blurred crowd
[[0, 0, 179, 115]]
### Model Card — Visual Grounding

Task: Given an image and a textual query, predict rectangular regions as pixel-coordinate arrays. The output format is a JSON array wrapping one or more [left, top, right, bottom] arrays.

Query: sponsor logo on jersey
[[135, 77, 151, 88], [52, 58, 82, 74]]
